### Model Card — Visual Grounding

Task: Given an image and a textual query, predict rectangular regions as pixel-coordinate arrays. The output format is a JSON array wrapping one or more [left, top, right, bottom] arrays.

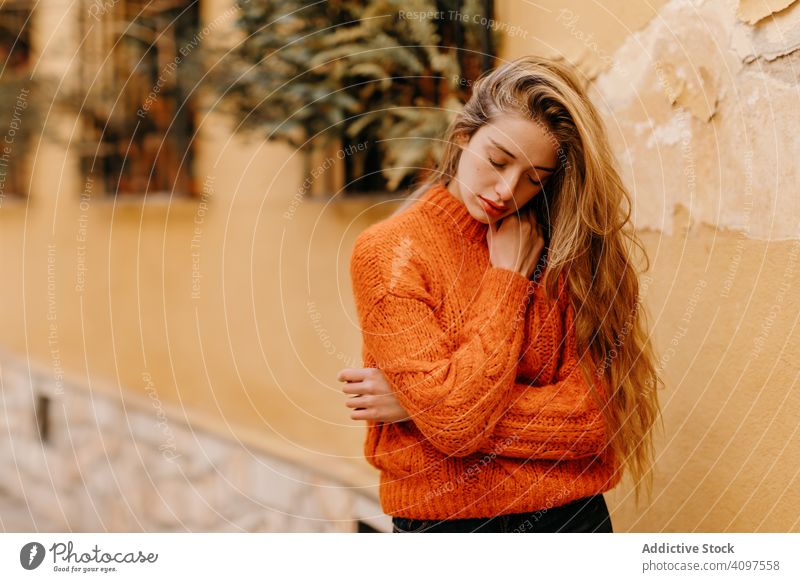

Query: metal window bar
[[0, 0, 34, 198], [76, 0, 200, 197]]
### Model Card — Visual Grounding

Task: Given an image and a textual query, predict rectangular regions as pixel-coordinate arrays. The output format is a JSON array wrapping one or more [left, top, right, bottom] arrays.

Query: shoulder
[[350, 206, 427, 277], [350, 205, 438, 312]]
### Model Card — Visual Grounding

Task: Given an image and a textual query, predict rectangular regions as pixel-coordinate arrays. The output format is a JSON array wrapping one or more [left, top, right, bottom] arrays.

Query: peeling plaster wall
[[592, 0, 800, 239], [500, 0, 800, 532], [737, 0, 798, 24]]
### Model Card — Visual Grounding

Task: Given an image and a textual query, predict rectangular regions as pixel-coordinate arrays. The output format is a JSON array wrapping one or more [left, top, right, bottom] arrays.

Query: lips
[[478, 196, 506, 213]]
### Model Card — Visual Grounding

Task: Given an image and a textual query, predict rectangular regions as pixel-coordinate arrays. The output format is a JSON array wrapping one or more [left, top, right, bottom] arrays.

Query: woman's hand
[[337, 367, 411, 423], [487, 204, 545, 279]]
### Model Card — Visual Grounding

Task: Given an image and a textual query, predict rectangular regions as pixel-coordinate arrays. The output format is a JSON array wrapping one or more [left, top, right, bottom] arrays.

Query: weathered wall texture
[[596, 0, 800, 532], [1, 0, 797, 532], [594, 0, 799, 239], [499, 0, 799, 239], [498, 0, 800, 531]]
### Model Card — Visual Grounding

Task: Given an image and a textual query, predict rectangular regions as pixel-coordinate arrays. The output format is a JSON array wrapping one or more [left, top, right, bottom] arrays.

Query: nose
[[494, 175, 521, 207]]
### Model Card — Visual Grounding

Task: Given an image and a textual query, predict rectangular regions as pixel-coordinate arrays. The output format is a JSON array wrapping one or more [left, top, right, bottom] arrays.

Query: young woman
[[338, 55, 662, 533]]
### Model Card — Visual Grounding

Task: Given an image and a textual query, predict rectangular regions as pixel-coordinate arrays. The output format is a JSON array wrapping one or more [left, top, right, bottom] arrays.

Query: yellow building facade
[[1, 0, 798, 531]]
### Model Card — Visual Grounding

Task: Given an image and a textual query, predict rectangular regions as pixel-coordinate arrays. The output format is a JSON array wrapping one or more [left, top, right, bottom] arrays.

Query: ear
[[453, 133, 468, 148]]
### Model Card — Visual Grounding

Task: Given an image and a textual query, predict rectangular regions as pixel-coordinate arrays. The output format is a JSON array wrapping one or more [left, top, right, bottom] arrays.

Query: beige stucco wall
[[0, 0, 380, 490], [1, 0, 797, 531]]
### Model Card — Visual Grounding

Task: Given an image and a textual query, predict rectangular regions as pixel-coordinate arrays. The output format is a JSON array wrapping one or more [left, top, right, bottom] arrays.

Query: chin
[[468, 209, 493, 224], [467, 200, 497, 224]]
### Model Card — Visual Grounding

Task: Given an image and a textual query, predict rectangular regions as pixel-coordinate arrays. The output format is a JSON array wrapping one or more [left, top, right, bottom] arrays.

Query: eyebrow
[[488, 137, 557, 173]]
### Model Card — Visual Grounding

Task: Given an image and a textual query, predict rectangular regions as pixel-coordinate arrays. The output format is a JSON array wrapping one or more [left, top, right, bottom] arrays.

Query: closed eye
[[488, 157, 543, 187], [488, 156, 504, 169]]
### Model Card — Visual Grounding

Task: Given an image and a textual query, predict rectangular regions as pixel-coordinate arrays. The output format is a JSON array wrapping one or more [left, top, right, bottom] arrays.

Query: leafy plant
[[204, 0, 497, 193]]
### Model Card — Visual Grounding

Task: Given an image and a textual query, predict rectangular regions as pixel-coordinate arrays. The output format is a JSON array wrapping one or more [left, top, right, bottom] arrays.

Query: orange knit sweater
[[350, 182, 622, 520]]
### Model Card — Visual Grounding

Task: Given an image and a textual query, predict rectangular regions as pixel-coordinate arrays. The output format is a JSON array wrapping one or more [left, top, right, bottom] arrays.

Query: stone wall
[[0, 350, 387, 532]]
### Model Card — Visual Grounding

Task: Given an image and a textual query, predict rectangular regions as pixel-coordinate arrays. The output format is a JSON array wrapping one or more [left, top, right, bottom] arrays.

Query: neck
[[417, 182, 489, 243]]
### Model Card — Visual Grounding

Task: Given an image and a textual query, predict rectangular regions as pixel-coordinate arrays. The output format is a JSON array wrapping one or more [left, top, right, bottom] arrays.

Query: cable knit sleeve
[[474, 293, 611, 461], [351, 232, 534, 458]]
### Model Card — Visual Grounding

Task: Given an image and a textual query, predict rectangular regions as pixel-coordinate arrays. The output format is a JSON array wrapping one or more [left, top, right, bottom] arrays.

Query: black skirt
[[391, 494, 613, 533]]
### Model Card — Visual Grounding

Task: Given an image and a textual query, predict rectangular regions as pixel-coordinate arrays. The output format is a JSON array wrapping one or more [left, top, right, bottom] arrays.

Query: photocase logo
[[20, 542, 46, 570]]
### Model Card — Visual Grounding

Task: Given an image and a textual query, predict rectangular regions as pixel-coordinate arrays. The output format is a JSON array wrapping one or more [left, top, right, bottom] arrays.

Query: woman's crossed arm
[[342, 285, 610, 462]]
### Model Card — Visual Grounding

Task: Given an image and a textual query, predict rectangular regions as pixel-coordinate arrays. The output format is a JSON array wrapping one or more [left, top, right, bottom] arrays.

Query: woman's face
[[448, 113, 559, 224]]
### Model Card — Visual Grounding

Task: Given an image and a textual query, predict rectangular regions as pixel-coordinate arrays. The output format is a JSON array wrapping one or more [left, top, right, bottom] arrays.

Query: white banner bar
[[1, 533, 798, 581]]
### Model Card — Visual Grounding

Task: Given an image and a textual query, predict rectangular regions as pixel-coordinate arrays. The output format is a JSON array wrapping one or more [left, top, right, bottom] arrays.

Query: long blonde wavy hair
[[393, 55, 663, 506]]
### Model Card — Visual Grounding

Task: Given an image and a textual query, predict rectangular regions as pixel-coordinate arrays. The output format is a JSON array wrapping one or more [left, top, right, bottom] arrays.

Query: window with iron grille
[[0, 0, 34, 201], [75, 0, 202, 198]]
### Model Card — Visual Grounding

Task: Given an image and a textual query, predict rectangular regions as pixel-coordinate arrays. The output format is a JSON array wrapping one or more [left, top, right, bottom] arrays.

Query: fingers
[[527, 203, 539, 227], [344, 394, 373, 409], [340, 374, 391, 396], [349, 400, 405, 422], [341, 381, 369, 395], [336, 367, 374, 383], [350, 407, 376, 421], [487, 218, 498, 241], [338, 367, 398, 421], [523, 204, 542, 238]]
